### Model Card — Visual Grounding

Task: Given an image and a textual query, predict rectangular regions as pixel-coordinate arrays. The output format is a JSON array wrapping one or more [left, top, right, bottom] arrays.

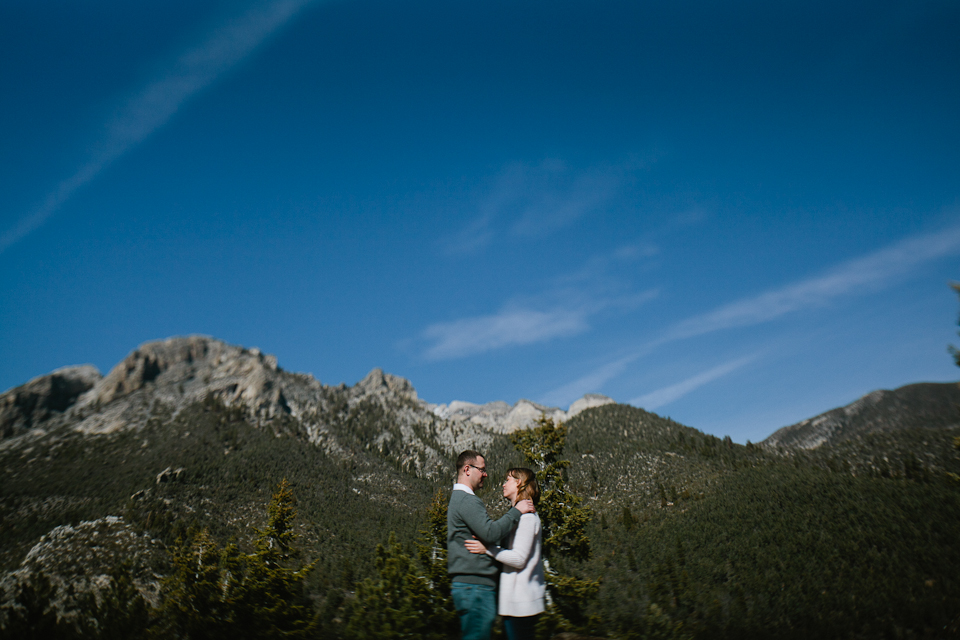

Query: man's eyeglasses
[[467, 464, 488, 475]]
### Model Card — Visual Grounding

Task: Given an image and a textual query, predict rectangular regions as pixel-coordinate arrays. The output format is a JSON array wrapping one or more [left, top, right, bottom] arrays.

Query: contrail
[[0, 0, 316, 255], [629, 354, 758, 410]]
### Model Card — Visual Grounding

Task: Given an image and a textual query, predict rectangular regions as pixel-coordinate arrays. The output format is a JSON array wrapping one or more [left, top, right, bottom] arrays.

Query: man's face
[[465, 456, 487, 491]]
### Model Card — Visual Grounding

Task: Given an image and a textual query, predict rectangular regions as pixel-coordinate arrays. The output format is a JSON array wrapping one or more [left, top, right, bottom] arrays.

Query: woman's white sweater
[[487, 512, 546, 617]]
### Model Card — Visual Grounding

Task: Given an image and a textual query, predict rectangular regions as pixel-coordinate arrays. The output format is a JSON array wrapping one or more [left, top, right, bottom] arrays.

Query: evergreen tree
[[344, 532, 457, 640], [416, 487, 453, 596], [158, 479, 316, 639], [159, 528, 234, 640], [510, 414, 600, 638], [642, 603, 690, 640], [235, 479, 316, 638], [256, 478, 298, 561], [82, 561, 153, 639], [949, 283, 960, 483], [511, 414, 591, 560], [0, 573, 76, 640], [950, 282, 960, 367]]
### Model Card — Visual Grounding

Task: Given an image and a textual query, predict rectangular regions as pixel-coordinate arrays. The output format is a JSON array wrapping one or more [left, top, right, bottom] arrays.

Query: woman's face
[[502, 475, 519, 503]]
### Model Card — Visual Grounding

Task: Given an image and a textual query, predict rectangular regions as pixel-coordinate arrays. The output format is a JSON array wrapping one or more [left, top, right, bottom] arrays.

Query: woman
[[465, 468, 545, 640]]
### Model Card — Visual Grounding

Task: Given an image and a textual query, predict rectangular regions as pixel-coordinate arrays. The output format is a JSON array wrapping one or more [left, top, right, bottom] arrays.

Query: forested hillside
[[1, 347, 958, 638], [561, 404, 960, 638]]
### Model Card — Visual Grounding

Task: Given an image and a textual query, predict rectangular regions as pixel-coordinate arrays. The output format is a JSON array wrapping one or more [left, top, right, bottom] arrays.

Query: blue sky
[[2, 0, 958, 443]]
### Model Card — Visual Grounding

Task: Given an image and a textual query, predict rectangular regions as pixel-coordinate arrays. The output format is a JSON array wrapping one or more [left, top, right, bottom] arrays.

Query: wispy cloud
[[417, 241, 660, 361], [542, 221, 960, 407], [557, 239, 660, 288], [421, 289, 658, 361], [439, 160, 620, 255], [422, 308, 590, 360], [0, 0, 315, 255], [664, 224, 960, 342], [629, 355, 758, 410], [509, 162, 618, 237]]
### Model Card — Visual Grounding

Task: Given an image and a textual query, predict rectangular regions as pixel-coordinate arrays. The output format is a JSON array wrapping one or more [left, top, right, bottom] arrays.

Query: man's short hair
[[456, 450, 483, 471]]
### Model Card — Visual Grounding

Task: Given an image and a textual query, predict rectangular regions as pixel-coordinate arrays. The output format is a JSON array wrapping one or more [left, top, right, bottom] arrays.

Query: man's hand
[[515, 499, 535, 514]]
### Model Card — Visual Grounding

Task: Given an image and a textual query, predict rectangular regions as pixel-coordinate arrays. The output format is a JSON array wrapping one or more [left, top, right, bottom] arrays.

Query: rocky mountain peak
[[353, 368, 418, 402], [90, 336, 280, 407], [56, 336, 309, 436]]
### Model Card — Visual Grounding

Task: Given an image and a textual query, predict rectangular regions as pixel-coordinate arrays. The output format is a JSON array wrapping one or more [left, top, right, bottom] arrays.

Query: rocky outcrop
[[0, 516, 164, 628], [763, 382, 960, 450], [0, 366, 101, 439]]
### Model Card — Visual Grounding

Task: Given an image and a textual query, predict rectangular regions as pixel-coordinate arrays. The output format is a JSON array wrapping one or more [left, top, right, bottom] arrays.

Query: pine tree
[[0, 572, 76, 640], [344, 532, 457, 640], [511, 414, 591, 560], [510, 414, 600, 637], [416, 488, 453, 596], [159, 528, 231, 640], [235, 479, 316, 638], [256, 478, 297, 561], [83, 561, 153, 639], [949, 283, 960, 483], [950, 282, 960, 367], [158, 479, 316, 639]]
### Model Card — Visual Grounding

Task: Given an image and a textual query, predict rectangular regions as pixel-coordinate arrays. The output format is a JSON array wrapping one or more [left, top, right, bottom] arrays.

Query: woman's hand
[[464, 536, 488, 554]]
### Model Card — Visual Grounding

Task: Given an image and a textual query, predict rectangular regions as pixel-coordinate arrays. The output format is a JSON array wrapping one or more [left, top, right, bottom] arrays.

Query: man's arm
[[460, 496, 522, 545]]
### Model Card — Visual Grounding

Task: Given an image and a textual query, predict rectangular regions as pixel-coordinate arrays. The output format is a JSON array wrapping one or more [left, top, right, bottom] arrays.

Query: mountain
[[1, 336, 959, 639], [0, 336, 610, 619], [0, 336, 607, 478], [761, 382, 960, 480], [763, 382, 960, 450]]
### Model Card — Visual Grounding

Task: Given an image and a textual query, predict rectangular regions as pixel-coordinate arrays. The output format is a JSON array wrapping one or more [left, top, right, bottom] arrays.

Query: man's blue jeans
[[450, 582, 497, 640]]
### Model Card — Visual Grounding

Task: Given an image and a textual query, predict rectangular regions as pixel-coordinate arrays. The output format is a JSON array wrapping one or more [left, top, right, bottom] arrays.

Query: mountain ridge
[[0, 336, 614, 478], [5, 335, 957, 459], [763, 381, 960, 450]]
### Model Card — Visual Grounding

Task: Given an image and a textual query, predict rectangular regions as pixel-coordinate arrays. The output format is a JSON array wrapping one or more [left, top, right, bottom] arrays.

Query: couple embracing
[[447, 450, 545, 640]]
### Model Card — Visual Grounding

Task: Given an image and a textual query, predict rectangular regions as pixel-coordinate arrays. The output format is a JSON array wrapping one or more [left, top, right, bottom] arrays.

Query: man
[[447, 450, 535, 640]]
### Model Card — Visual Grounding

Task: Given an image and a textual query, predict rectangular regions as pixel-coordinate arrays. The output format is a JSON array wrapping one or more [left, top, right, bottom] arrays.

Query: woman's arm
[[464, 537, 487, 554], [489, 515, 537, 570]]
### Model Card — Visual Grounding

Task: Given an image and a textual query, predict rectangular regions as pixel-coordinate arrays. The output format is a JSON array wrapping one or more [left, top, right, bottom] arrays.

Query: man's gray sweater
[[447, 488, 522, 587]]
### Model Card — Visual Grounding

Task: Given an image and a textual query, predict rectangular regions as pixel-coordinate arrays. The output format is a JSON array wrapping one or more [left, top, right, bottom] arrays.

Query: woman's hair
[[507, 468, 540, 504]]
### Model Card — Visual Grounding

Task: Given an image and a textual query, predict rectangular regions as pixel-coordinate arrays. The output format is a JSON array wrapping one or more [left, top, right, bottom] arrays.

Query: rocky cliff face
[[762, 382, 960, 450]]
